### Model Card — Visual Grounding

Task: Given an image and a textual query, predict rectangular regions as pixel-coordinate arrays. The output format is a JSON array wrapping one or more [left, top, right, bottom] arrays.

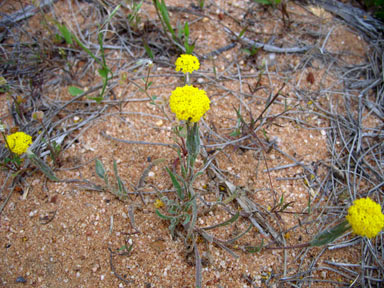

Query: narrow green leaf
[[253, 0, 273, 5], [166, 167, 184, 200], [156, 209, 174, 220], [226, 224, 253, 244], [203, 212, 240, 230], [95, 159, 105, 178], [182, 214, 191, 225], [184, 41, 190, 55], [177, 23, 183, 40], [143, 41, 154, 59], [98, 67, 109, 79], [310, 220, 350, 247], [98, 32, 107, 67], [103, 4, 121, 27], [72, 36, 101, 66], [186, 42, 195, 54], [57, 23, 73, 44], [279, 192, 284, 207], [113, 159, 124, 195], [229, 129, 241, 137], [26, 151, 60, 181], [88, 96, 104, 103], [238, 26, 247, 38], [68, 86, 84, 96], [158, 0, 176, 38], [184, 22, 189, 38]]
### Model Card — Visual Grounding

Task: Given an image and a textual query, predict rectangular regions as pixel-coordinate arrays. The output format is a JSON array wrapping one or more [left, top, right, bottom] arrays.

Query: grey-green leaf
[[27, 150, 60, 181], [310, 220, 350, 247], [95, 159, 105, 179]]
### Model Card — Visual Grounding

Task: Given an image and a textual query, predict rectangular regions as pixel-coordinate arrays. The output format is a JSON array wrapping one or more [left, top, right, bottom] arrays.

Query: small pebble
[[16, 276, 26, 283]]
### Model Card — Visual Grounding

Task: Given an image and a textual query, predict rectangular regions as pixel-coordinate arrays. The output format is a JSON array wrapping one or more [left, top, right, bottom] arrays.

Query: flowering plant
[[5, 131, 32, 155], [156, 54, 210, 251], [310, 197, 384, 246]]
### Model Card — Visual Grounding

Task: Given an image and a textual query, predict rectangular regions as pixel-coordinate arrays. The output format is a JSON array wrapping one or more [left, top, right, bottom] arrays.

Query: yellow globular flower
[[154, 199, 164, 209], [169, 85, 210, 123], [346, 197, 384, 238], [5, 131, 32, 155], [175, 54, 200, 74]]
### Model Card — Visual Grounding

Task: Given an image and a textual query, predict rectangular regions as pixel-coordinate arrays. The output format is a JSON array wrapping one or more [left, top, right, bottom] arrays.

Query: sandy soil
[[0, 0, 379, 287]]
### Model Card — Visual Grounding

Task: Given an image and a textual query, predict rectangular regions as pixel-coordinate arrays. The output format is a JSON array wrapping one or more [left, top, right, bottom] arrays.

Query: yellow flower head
[[154, 199, 164, 209], [5, 131, 32, 155], [346, 197, 384, 238], [169, 85, 210, 123], [175, 54, 200, 74]]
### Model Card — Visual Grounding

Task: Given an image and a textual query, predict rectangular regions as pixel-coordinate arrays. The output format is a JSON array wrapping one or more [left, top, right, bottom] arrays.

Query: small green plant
[[152, 0, 195, 53], [0, 128, 32, 171], [198, 0, 205, 9], [153, 55, 254, 288], [127, 0, 143, 30], [57, 5, 121, 103], [95, 159, 129, 200], [243, 45, 260, 57], [310, 197, 384, 246], [0, 122, 59, 181]]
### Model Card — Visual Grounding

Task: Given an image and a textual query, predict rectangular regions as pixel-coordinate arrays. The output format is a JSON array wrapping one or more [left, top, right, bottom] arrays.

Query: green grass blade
[[143, 41, 154, 59], [56, 23, 73, 44], [102, 4, 121, 27], [158, 0, 176, 39], [184, 22, 190, 38]]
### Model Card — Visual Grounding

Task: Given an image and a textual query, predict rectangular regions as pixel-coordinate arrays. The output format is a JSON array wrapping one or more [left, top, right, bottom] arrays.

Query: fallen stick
[[0, 0, 58, 28]]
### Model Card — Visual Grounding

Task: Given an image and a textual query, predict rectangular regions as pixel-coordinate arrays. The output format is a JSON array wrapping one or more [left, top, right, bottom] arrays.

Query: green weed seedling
[[152, 0, 195, 53], [57, 5, 121, 103], [95, 159, 129, 200], [154, 55, 255, 288], [127, 0, 143, 30]]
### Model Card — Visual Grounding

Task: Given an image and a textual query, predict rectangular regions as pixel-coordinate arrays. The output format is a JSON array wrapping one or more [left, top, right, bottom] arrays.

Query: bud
[[32, 111, 44, 122]]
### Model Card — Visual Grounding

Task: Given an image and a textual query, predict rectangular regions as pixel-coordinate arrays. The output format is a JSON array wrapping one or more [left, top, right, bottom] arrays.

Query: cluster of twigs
[[0, 0, 383, 287]]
